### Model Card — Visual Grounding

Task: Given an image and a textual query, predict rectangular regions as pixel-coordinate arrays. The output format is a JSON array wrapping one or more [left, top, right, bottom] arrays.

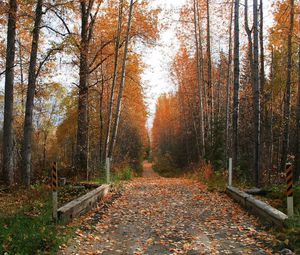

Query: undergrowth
[[0, 186, 75, 254], [153, 154, 181, 177]]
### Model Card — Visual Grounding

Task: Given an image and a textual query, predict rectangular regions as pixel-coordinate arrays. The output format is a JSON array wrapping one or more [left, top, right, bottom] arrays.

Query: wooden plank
[[227, 186, 288, 228], [58, 184, 110, 224]]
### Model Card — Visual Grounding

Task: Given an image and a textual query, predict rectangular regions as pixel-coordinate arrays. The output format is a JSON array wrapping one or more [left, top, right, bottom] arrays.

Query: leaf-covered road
[[60, 163, 277, 255]]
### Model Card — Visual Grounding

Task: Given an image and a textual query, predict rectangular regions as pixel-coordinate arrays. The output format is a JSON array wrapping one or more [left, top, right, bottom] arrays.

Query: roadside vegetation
[[0, 164, 136, 254]]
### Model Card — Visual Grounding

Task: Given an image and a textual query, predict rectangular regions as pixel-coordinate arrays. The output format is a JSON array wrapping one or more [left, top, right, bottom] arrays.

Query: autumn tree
[[280, 0, 295, 173], [2, 0, 17, 186], [22, 0, 44, 186]]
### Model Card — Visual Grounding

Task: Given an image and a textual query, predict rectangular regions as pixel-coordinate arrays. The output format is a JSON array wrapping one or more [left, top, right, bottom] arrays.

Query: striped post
[[286, 163, 294, 217], [52, 162, 58, 221]]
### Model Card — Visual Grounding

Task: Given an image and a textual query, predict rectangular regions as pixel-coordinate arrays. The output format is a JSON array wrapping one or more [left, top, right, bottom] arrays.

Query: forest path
[[59, 162, 276, 255]]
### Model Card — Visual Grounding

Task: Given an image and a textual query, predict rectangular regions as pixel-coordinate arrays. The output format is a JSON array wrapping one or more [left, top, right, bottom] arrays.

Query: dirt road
[[60, 162, 276, 255]]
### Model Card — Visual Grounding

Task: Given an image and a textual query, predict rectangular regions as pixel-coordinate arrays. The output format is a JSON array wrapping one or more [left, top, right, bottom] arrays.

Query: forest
[[1, 0, 300, 254], [152, 0, 300, 187], [0, 0, 159, 186]]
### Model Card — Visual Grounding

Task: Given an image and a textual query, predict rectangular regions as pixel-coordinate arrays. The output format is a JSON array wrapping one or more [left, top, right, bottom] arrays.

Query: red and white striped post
[[286, 163, 294, 217]]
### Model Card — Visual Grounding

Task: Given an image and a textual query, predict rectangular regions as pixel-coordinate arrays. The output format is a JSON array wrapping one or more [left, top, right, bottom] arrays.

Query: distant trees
[[152, 0, 300, 185], [0, 0, 159, 186]]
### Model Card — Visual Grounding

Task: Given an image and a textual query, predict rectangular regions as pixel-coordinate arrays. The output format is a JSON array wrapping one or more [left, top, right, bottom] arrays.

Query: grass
[[0, 165, 135, 254], [0, 186, 76, 255], [256, 184, 300, 253]]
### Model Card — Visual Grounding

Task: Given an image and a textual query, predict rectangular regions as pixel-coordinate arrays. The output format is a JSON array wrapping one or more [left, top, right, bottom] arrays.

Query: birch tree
[[232, 0, 240, 172], [253, 0, 261, 186], [225, 0, 233, 163], [193, 0, 205, 157], [280, 0, 294, 173], [106, 0, 134, 182], [295, 18, 300, 182], [206, 0, 213, 142], [104, 0, 124, 169]]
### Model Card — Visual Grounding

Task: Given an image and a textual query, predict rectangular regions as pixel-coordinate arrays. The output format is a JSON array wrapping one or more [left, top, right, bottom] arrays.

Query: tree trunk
[[259, 0, 266, 171], [259, 0, 265, 93], [76, 1, 95, 176], [107, 0, 134, 164], [295, 24, 300, 182], [280, 0, 294, 173], [232, 0, 240, 173], [104, 0, 124, 164], [269, 48, 274, 180], [206, 0, 213, 142], [99, 70, 105, 165], [3, 0, 17, 187], [22, 0, 43, 186], [196, 0, 208, 144], [253, 0, 261, 186], [225, 0, 234, 163], [245, 0, 253, 77], [193, 0, 205, 157]]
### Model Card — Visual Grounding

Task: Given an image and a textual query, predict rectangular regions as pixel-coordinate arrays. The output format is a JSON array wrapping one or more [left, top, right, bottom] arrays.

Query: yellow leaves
[[284, 239, 289, 246]]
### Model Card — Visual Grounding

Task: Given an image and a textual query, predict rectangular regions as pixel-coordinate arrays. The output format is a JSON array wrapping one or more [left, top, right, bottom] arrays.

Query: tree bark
[[280, 0, 294, 173], [259, 0, 266, 164], [76, 0, 99, 176], [107, 0, 134, 162], [232, 0, 240, 173], [269, 48, 274, 178], [22, 0, 43, 186], [245, 0, 253, 77], [206, 0, 213, 142], [3, 0, 17, 187], [193, 0, 205, 157], [253, 0, 261, 186], [104, 0, 124, 164], [259, 0, 265, 93], [196, 0, 208, 143], [295, 22, 300, 182], [225, 0, 234, 163]]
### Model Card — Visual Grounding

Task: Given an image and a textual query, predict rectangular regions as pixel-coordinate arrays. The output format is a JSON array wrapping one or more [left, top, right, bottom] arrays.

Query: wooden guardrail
[[227, 186, 288, 228], [58, 184, 110, 224]]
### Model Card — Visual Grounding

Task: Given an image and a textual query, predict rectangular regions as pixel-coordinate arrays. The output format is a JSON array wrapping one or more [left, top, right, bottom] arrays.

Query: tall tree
[[104, 0, 124, 166], [280, 0, 294, 172], [259, 0, 265, 93], [206, 0, 213, 142], [225, 0, 234, 163], [3, 0, 18, 187], [295, 18, 300, 182], [106, 0, 134, 181], [76, 0, 101, 176], [232, 0, 240, 173], [253, 0, 261, 186], [193, 0, 205, 157], [22, 0, 44, 186]]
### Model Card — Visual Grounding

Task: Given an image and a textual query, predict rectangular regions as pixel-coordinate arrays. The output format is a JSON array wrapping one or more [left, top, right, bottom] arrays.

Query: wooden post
[[106, 157, 111, 183], [52, 162, 58, 221], [229, 158, 233, 186], [286, 163, 294, 217]]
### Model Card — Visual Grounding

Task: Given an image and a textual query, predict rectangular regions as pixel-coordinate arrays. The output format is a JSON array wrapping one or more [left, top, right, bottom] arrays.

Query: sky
[[141, 0, 274, 129], [141, 0, 186, 129]]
